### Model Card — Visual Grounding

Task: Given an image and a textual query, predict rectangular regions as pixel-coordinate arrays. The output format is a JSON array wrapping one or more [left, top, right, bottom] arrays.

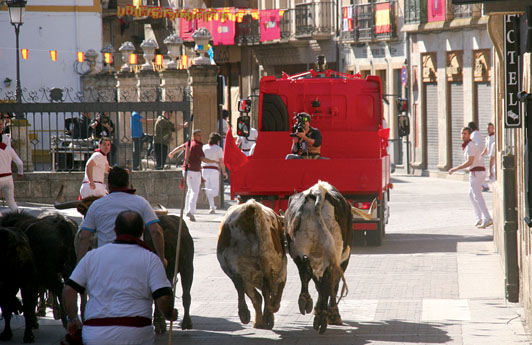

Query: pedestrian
[[77, 166, 166, 265], [153, 112, 188, 170], [481, 122, 496, 190], [467, 121, 484, 151], [449, 126, 493, 228], [0, 119, 11, 147], [79, 137, 111, 199], [218, 109, 230, 143], [131, 111, 146, 170], [202, 132, 228, 214], [236, 127, 258, 157], [62, 210, 177, 345], [168, 129, 217, 222], [0, 134, 23, 215]]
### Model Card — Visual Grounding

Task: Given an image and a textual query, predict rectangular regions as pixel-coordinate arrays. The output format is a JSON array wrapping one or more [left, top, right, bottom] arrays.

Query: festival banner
[[50, 50, 57, 61], [104, 52, 113, 64], [155, 54, 163, 65], [375, 2, 391, 34], [260, 9, 281, 42], [21, 49, 28, 60], [428, 0, 445, 22], [77, 51, 85, 62], [342, 5, 353, 32], [180, 18, 198, 41], [129, 53, 138, 65]]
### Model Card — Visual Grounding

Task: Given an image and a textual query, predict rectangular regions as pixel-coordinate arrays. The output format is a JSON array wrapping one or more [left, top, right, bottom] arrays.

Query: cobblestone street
[[2, 174, 531, 344]]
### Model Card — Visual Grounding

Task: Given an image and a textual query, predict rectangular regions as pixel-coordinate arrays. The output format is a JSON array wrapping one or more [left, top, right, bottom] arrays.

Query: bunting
[[21, 49, 28, 60], [129, 53, 138, 65], [155, 54, 163, 65], [77, 51, 85, 62], [50, 50, 57, 61], [375, 2, 391, 34], [259, 9, 281, 42], [104, 52, 113, 64]]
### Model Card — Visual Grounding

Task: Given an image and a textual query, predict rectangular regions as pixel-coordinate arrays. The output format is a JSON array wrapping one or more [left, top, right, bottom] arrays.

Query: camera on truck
[[290, 112, 311, 137]]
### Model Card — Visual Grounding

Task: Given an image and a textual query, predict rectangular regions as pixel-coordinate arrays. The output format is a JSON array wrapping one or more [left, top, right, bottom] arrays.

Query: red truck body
[[229, 69, 391, 245]]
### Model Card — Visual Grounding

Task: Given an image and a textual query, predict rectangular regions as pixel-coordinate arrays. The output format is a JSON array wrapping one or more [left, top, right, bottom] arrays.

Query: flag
[[342, 5, 353, 32], [104, 52, 113, 64], [77, 51, 85, 62], [260, 9, 281, 42], [375, 2, 391, 34], [223, 126, 248, 173], [129, 53, 138, 65], [50, 50, 57, 61], [155, 54, 163, 65], [21, 49, 28, 60], [209, 17, 235, 45], [180, 55, 188, 69]]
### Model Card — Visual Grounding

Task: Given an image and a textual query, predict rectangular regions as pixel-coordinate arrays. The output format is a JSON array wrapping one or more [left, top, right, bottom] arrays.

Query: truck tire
[[351, 231, 365, 247], [261, 94, 289, 131], [366, 201, 384, 246]]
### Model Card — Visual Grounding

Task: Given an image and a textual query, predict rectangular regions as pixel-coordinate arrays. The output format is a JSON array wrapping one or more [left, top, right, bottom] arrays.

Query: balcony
[[451, 4, 482, 19], [404, 0, 427, 24], [235, 14, 261, 45], [295, 2, 335, 39], [341, 5, 356, 42], [280, 8, 294, 40], [345, 1, 396, 43]]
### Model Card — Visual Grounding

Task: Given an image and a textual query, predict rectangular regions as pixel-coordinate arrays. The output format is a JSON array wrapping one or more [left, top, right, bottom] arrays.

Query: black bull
[[54, 192, 195, 333], [0, 212, 78, 343], [285, 181, 352, 334]]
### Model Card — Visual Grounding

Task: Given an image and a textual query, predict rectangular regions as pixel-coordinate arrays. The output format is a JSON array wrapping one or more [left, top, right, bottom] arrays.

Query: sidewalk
[[1, 175, 531, 344]]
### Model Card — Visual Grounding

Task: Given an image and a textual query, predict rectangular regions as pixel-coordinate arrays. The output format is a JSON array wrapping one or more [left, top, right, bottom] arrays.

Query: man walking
[[77, 166, 166, 265], [449, 127, 492, 228], [202, 132, 228, 213], [168, 129, 217, 221], [131, 111, 145, 170], [63, 210, 176, 345]]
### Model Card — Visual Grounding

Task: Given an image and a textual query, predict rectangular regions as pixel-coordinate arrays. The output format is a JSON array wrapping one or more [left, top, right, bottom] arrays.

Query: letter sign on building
[[504, 15, 522, 128]]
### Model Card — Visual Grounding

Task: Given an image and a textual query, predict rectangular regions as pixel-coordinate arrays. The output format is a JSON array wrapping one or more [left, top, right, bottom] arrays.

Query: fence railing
[[295, 2, 335, 38], [235, 14, 261, 45]]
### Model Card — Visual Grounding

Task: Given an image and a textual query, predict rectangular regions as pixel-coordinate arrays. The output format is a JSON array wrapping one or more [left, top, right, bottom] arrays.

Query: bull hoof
[[327, 307, 343, 325], [298, 293, 313, 315], [0, 329, 13, 341], [313, 311, 328, 334], [263, 312, 274, 330], [23, 331, 35, 343], [238, 306, 251, 324], [53, 307, 61, 321], [180, 316, 193, 330]]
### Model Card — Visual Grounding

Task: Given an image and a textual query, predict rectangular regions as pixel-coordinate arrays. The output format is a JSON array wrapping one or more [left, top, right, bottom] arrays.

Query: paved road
[[1, 175, 531, 344]]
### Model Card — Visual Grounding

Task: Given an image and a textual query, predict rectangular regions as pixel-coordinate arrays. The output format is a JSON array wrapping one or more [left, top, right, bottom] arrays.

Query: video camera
[[290, 112, 311, 138]]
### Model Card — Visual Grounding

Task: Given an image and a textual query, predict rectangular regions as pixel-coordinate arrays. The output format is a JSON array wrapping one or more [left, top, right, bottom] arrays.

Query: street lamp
[[7, 0, 27, 119]]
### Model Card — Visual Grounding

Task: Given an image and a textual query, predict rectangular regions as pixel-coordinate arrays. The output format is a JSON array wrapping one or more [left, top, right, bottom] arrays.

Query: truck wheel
[[366, 228, 382, 246], [351, 231, 365, 247]]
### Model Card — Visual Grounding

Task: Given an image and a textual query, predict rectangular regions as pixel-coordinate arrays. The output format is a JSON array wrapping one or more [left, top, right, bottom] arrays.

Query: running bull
[[54, 186, 194, 332], [285, 181, 352, 334], [217, 200, 287, 329]]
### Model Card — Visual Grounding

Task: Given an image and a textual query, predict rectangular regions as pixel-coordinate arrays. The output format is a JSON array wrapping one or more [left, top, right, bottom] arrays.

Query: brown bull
[[217, 200, 287, 329], [285, 181, 352, 334]]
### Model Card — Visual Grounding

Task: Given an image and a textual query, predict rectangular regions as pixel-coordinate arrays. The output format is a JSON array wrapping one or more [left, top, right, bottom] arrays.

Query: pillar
[[189, 65, 219, 136], [159, 68, 189, 145]]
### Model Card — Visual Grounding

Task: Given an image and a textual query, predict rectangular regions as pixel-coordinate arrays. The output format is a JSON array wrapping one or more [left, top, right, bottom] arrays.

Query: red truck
[[227, 66, 392, 246]]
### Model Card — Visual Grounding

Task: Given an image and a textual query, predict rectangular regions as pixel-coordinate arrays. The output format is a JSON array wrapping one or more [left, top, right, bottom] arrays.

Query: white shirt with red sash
[[0, 142, 23, 176], [68, 242, 171, 345]]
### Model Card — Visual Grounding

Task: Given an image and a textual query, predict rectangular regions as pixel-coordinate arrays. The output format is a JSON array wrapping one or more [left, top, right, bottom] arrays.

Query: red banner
[[260, 9, 281, 42], [210, 19, 235, 45], [223, 127, 248, 173]]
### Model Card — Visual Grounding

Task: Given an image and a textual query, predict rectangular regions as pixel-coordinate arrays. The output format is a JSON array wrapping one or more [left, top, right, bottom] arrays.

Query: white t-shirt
[[485, 134, 495, 157], [238, 128, 258, 155], [202, 144, 223, 169], [83, 152, 108, 183], [471, 130, 484, 152], [464, 141, 484, 169], [69, 243, 171, 345], [81, 192, 159, 247]]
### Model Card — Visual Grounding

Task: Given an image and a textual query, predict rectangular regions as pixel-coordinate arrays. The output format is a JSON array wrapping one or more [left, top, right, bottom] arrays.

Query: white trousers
[[0, 175, 18, 212], [184, 170, 201, 215], [469, 170, 491, 222], [80, 182, 108, 199], [202, 168, 219, 210]]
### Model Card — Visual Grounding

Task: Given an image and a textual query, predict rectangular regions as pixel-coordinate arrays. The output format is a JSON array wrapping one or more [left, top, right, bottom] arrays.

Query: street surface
[[1, 174, 531, 344]]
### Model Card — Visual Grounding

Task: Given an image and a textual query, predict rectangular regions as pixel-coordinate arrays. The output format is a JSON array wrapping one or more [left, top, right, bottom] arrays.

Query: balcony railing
[[404, 0, 427, 24], [452, 4, 482, 19], [342, 1, 396, 43], [280, 8, 294, 40], [235, 14, 261, 45], [295, 2, 335, 39], [341, 5, 356, 42]]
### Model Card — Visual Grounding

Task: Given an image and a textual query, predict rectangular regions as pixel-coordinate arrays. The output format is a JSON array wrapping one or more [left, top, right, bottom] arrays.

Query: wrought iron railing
[[404, 0, 427, 24], [235, 14, 261, 45], [356, 3, 373, 41], [280, 8, 294, 40], [295, 2, 335, 38], [452, 4, 473, 18], [341, 5, 356, 42], [350, 1, 396, 42]]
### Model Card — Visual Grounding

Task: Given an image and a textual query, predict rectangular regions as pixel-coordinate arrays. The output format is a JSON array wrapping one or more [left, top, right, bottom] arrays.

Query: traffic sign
[[401, 66, 407, 87]]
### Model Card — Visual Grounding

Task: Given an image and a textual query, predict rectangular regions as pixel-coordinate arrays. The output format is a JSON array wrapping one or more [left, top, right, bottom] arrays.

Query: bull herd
[[0, 180, 357, 343]]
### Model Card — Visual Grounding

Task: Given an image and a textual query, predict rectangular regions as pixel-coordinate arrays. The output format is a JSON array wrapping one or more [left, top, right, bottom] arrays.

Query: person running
[[79, 137, 111, 199]]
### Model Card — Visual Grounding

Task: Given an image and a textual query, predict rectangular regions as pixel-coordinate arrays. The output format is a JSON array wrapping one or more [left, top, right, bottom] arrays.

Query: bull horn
[[351, 199, 377, 221], [153, 203, 168, 216], [54, 184, 82, 209]]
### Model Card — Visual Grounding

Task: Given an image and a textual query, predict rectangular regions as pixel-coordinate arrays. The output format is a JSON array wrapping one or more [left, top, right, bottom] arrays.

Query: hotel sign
[[504, 15, 521, 128]]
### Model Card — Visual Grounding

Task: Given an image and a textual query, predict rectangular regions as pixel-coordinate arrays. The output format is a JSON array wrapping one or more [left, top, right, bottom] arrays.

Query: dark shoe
[[188, 214, 196, 222], [482, 186, 490, 192], [155, 166, 163, 170]]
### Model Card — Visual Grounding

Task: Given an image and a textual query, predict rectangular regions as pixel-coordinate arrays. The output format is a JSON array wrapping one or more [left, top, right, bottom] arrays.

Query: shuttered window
[[450, 82, 465, 167], [425, 83, 439, 169]]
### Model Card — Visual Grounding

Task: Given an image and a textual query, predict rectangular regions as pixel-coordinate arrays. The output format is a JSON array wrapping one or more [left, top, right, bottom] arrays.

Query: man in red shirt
[[168, 129, 216, 221]]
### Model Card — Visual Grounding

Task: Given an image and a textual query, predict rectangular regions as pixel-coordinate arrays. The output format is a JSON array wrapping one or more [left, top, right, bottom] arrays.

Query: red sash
[[84, 316, 151, 327], [0, 143, 6, 150], [203, 166, 219, 170], [470, 166, 486, 172], [462, 140, 471, 150], [0, 173, 12, 178]]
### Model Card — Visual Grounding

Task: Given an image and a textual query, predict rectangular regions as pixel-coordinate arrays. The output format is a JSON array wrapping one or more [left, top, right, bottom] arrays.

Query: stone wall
[[14, 170, 216, 209]]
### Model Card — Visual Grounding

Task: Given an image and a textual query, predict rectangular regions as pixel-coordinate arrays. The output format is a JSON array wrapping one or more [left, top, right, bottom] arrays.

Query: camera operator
[[91, 113, 117, 165], [285, 112, 322, 160]]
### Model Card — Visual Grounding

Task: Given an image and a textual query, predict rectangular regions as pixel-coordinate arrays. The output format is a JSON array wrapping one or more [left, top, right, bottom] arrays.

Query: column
[[189, 65, 219, 136], [159, 68, 189, 145]]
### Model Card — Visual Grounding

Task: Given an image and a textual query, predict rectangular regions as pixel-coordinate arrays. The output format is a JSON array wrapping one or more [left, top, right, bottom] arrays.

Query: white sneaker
[[209, 208, 216, 214], [475, 220, 482, 227], [479, 219, 493, 229]]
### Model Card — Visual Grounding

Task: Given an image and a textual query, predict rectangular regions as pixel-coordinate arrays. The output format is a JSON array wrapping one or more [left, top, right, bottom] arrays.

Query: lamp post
[[7, 0, 27, 117]]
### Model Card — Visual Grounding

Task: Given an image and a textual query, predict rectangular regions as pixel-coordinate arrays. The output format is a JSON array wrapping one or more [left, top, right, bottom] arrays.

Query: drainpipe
[[502, 153, 519, 302]]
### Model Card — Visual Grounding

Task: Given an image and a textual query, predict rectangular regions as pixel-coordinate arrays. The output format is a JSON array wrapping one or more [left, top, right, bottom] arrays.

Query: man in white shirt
[[79, 137, 111, 199], [0, 137, 23, 215], [202, 132, 228, 213], [63, 210, 176, 345], [482, 122, 496, 185], [78, 166, 166, 266], [449, 126, 492, 228], [236, 127, 258, 157]]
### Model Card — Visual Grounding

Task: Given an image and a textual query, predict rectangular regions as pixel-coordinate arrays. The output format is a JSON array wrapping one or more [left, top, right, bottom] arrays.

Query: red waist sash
[[84, 316, 151, 328], [82, 181, 104, 184], [0, 173, 12, 178], [202, 166, 219, 170], [470, 166, 486, 172]]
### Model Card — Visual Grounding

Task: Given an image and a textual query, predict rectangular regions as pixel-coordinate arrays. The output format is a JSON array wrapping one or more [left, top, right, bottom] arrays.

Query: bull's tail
[[314, 182, 349, 303]]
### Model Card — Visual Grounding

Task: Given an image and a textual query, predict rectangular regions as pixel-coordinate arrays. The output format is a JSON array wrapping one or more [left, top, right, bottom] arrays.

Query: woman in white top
[[80, 137, 111, 199], [202, 133, 228, 213]]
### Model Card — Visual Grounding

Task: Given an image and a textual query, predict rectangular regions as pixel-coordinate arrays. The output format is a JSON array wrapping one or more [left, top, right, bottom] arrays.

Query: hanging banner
[[504, 14, 522, 128], [342, 5, 353, 32], [375, 2, 391, 34], [50, 50, 57, 61], [77, 51, 85, 62], [21, 49, 29, 60], [260, 9, 281, 42]]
